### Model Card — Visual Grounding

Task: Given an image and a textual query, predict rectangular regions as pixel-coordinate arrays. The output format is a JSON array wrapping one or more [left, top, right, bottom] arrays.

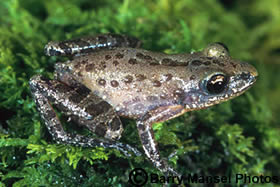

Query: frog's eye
[[203, 42, 230, 58], [206, 74, 229, 94]]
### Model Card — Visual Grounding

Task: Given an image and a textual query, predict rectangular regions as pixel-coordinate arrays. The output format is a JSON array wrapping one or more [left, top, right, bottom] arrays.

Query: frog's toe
[[124, 144, 142, 156], [160, 159, 180, 177], [108, 143, 141, 157], [120, 149, 131, 157]]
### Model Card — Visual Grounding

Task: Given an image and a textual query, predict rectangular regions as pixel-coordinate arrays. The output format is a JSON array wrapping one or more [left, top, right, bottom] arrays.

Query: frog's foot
[[159, 159, 180, 176], [69, 134, 141, 157], [106, 142, 142, 157]]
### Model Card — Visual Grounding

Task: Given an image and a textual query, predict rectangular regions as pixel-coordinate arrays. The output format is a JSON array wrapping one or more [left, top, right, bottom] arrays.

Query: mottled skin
[[29, 34, 258, 175]]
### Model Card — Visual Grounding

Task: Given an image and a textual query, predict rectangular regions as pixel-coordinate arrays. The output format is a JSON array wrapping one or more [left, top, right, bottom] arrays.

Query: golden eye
[[206, 74, 229, 94]]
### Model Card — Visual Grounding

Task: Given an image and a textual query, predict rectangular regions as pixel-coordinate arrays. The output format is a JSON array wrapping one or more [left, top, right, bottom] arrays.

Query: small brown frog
[[29, 34, 258, 175]]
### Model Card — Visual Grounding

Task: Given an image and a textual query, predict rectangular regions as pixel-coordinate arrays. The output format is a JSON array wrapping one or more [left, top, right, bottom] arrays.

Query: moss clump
[[0, 0, 279, 186]]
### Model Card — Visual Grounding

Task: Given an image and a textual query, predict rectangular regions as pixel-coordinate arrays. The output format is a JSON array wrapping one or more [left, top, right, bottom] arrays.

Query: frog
[[29, 33, 258, 175]]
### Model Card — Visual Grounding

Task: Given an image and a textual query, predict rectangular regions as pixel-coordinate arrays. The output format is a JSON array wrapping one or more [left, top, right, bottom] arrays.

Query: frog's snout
[[240, 62, 258, 83], [249, 64, 258, 78], [250, 67, 258, 85]]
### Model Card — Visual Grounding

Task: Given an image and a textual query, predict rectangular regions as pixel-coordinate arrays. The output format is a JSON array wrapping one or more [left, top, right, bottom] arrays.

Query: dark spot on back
[[100, 61, 106, 69], [164, 73, 173, 81], [191, 60, 202, 66], [128, 58, 137, 65], [74, 62, 81, 69], [152, 80, 161, 87], [105, 55, 111, 60], [111, 80, 119, 87], [144, 55, 152, 60], [98, 79, 106, 86], [162, 58, 172, 65], [135, 74, 146, 81], [190, 75, 196, 80], [85, 63, 95, 72], [136, 53, 145, 59], [115, 53, 124, 59], [123, 75, 133, 83], [113, 60, 119, 66], [81, 59, 88, 65], [136, 88, 142, 92]]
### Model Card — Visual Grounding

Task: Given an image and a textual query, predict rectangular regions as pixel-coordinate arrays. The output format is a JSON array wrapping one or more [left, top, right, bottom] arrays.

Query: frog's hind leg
[[53, 63, 125, 141], [45, 33, 142, 57], [29, 75, 141, 156]]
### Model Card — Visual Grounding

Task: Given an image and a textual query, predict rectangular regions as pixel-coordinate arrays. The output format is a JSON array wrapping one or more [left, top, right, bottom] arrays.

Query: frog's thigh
[[29, 74, 123, 140], [69, 92, 124, 140], [29, 75, 140, 156], [80, 93, 124, 140], [53, 63, 124, 140]]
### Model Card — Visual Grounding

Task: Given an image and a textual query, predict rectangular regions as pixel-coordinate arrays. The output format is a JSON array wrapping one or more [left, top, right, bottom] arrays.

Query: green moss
[[0, 0, 279, 186]]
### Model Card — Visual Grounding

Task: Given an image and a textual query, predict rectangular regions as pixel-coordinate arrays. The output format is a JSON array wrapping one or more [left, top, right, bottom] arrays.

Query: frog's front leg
[[44, 33, 142, 56], [137, 105, 185, 175], [29, 75, 141, 156]]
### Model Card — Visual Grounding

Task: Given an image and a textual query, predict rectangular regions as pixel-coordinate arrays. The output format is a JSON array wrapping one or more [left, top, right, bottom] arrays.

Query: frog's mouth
[[183, 72, 257, 111]]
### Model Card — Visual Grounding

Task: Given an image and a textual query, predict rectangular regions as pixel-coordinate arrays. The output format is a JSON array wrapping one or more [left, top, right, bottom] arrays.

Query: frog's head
[[182, 43, 258, 110]]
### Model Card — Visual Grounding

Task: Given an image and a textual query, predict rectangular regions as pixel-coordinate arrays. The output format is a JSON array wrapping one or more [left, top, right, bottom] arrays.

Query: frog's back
[[66, 48, 191, 118]]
